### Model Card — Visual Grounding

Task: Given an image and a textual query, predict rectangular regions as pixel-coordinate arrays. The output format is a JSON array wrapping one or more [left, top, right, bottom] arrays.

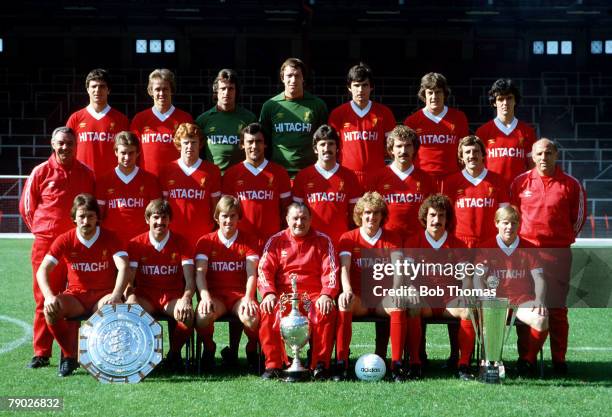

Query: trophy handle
[[504, 305, 519, 346]]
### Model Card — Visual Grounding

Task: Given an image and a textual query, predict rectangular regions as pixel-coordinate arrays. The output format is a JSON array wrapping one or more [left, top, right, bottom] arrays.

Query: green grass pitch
[[1, 239, 611, 417]]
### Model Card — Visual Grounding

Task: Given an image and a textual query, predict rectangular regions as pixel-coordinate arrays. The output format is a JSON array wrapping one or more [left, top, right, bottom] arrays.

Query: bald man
[[510, 138, 586, 375]]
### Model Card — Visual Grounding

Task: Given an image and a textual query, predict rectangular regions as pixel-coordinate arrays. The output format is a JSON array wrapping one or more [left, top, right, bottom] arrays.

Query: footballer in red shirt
[[67, 69, 129, 177], [159, 123, 222, 247], [126, 199, 195, 371], [223, 122, 292, 247], [335, 192, 416, 381], [368, 125, 435, 236], [403, 72, 469, 188], [476, 79, 536, 186], [328, 63, 396, 187], [441, 135, 510, 248], [475, 206, 548, 376], [195, 196, 261, 371], [293, 125, 362, 244], [96, 131, 161, 244], [407, 194, 475, 380], [36, 194, 130, 376], [130, 69, 194, 176]]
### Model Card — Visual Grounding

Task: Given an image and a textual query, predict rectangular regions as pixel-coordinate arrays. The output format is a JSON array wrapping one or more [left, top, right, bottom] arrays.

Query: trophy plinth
[[279, 274, 311, 382]]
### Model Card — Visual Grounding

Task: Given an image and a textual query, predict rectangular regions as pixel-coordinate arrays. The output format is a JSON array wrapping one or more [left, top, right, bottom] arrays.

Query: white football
[[354, 353, 386, 381]]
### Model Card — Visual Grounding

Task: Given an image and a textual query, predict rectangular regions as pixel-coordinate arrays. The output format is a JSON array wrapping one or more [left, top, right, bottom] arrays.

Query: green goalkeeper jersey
[[259, 91, 328, 176], [196, 105, 256, 172]]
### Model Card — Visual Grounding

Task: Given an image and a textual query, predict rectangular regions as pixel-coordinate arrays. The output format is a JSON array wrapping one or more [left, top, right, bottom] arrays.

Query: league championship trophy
[[470, 295, 517, 384], [279, 274, 311, 382]]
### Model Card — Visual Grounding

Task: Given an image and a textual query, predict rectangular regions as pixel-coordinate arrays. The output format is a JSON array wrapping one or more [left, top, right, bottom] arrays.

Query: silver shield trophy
[[279, 274, 311, 382], [470, 295, 517, 384], [79, 303, 163, 383]]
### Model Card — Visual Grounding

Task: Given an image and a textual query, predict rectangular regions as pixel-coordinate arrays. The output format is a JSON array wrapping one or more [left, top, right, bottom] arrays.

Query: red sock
[[458, 319, 475, 367], [195, 323, 215, 351], [335, 311, 352, 363], [406, 316, 422, 365], [390, 311, 406, 363], [48, 319, 77, 358], [516, 323, 530, 360], [244, 326, 259, 352], [525, 328, 549, 364], [170, 321, 192, 353]]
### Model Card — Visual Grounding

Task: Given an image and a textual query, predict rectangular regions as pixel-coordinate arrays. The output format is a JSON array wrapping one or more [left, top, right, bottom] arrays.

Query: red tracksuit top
[[510, 167, 586, 248], [257, 228, 339, 298], [19, 154, 95, 240]]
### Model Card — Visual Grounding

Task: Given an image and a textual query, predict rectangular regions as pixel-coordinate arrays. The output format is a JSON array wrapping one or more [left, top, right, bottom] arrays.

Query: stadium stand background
[[0, 0, 611, 237]]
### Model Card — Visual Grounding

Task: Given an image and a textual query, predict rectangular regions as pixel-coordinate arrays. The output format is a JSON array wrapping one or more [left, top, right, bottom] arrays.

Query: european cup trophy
[[279, 274, 311, 382], [470, 295, 517, 384]]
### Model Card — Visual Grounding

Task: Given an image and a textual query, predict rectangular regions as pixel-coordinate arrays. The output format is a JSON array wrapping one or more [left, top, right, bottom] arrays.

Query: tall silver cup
[[470, 296, 516, 384], [279, 274, 311, 382]]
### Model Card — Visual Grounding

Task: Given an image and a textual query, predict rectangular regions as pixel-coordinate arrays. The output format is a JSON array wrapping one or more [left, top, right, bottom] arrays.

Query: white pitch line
[[350, 344, 612, 352], [0, 315, 32, 355]]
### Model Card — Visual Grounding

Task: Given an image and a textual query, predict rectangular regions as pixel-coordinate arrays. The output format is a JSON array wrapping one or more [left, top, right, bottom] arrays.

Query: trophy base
[[283, 369, 310, 383], [478, 361, 503, 384]]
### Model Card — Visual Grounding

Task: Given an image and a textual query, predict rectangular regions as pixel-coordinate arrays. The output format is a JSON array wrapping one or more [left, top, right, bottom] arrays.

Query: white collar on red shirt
[[218, 229, 238, 248], [494, 117, 518, 136], [243, 159, 269, 176], [315, 162, 339, 180], [86, 104, 111, 120], [422, 106, 448, 124], [152, 105, 176, 122], [77, 226, 101, 248], [425, 230, 447, 250], [496, 234, 519, 257], [360, 227, 382, 246], [115, 166, 139, 184], [461, 168, 488, 186], [350, 100, 372, 118], [178, 158, 202, 176], [389, 163, 414, 181], [149, 230, 170, 252]]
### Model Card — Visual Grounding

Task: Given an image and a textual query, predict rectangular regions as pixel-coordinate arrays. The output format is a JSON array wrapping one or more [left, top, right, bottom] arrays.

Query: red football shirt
[[476, 118, 536, 185], [159, 158, 222, 246], [128, 231, 193, 292], [67, 105, 130, 177], [195, 230, 259, 294], [130, 106, 193, 176], [47, 227, 126, 291], [441, 169, 510, 247], [328, 101, 396, 182], [96, 167, 161, 244], [338, 228, 402, 295], [404, 106, 469, 179], [292, 163, 362, 244], [477, 236, 541, 304], [222, 160, 291, 244], [367, 164, 435, 235]]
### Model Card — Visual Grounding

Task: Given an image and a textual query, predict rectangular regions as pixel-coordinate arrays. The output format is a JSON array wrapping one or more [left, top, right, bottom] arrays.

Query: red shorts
[[213, 290, 244, 312], [64, 287, 111, 313], [135, 287, 183, 313], [431, 307, 447, 317]]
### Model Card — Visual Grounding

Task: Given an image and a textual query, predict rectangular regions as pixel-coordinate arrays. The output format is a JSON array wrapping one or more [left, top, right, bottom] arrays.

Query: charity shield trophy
[[279, 274, 311, 382], [469, 290, 517, 384]]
